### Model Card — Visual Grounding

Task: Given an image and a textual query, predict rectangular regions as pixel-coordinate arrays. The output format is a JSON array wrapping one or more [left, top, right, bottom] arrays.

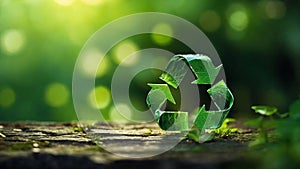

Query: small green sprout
[[251, 105, 277, 116], [245, 105, 280, 147]]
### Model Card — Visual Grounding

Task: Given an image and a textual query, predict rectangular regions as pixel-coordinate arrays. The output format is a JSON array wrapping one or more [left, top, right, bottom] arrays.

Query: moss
[[6, 141, 52, 151], [8, 142, 33, 151], [141, 129, 152, 137], [214, 118, 240, 137], [69, 122, 85, 133], [72, 126, 84, 133], [85, 145, 106, 152]]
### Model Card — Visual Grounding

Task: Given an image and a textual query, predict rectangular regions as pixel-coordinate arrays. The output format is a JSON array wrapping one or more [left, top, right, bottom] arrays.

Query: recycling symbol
[[146, 54, 234, 132]]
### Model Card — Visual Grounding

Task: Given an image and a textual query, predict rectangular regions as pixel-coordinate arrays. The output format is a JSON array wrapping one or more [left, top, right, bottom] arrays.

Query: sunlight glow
[[81, 0, 104, 5]]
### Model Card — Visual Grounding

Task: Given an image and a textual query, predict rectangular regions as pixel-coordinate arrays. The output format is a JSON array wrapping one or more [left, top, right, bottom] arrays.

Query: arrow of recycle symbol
[[146, 54, 234, 135]]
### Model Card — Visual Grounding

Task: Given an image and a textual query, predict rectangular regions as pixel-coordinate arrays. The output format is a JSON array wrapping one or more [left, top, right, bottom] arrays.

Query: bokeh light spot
[[89, 86, 111, 109], [229, 10, 249, 31], [96, 57, 110, 77], [265, 0, 286, 19], [199, 10, 221, 32], [54, 0, 74, 6], [151, 23, 173, 46], [1, 29, 25, 54], [45, 83, 70, 107], [113, 40, 139, 66], [81, 49, 109, 77], [0, 87, 16, 108]]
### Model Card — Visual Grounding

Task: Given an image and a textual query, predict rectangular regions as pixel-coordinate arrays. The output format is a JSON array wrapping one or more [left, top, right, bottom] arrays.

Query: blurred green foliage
[[0, 0, 299, 121], [255, 97, 300, 169]]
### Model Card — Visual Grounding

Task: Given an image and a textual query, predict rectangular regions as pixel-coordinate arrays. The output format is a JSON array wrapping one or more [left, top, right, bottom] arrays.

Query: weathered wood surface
[[0, 122, 259, 169]]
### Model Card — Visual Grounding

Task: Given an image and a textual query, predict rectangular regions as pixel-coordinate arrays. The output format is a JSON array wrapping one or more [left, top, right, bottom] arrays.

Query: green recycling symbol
[[146, 54, 234, 132]]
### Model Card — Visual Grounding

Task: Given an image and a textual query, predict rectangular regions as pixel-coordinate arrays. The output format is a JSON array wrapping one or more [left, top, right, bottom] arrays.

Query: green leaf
[[186, 128, 200, 142], [194, 106, 227, 130], [157, 111, 188, 131], [185, 54, 222, 85], [146, 54, 234, 141], [159, 54, 222, 87], [194, 81, 234, 131], [146, 89, 167, 113], [147, 83, 176, 104], [207, 80, 233, 110], [159, 57, 188, 88], [251, 105, 277, 116]]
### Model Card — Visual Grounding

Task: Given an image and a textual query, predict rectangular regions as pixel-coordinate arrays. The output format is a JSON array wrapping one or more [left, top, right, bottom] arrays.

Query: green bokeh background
[[0, 0, 299, 121]]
